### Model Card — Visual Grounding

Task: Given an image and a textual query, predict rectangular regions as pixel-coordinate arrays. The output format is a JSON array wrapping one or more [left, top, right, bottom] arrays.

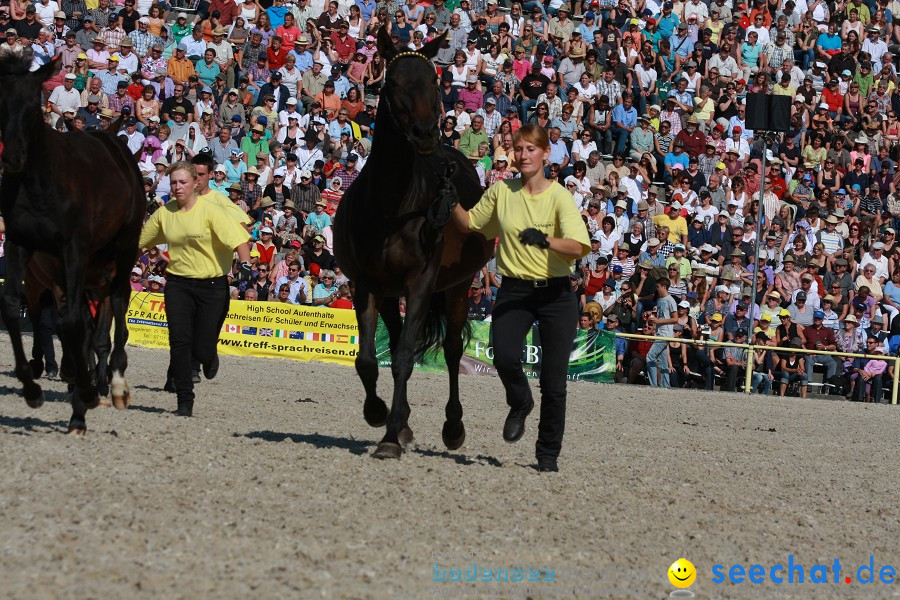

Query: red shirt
[[330, 32, 355, 63], [769, 175, 787, 199], [331, 298, 353, 309], [208, 0, 239, 24], [255, 242, 276, 265], [276, 25, 301, 47], [804, 324, 835, 351], [267, 45, 288, 70], [821, 87, 843, 112], [127, 82, 144, 101]]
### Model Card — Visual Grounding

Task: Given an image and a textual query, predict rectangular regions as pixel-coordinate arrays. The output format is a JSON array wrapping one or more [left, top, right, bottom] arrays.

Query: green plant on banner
[[375, 318, 614, 383]]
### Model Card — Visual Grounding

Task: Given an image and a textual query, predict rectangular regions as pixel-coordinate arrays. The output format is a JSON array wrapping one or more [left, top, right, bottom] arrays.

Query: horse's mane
[[0, 51, 35, 76]]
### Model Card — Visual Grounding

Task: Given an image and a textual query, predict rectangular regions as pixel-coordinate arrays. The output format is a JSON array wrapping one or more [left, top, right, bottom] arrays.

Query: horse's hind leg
[[380, 297, 412, 446], [57, 249, 100, 410], [109, 259, 133, 410], [92, 300, 113, 408], [1, 244, 43, 407], [441, 283, 470, 451], [354, 287, 387, 427]]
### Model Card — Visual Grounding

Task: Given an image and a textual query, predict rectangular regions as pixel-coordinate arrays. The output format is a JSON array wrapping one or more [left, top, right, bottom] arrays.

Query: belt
[[166, 274, 229, 284], [504, 276, 569, 289]]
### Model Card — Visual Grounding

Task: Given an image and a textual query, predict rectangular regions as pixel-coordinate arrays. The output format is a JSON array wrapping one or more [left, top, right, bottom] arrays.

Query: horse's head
[[0, 55, 60, 173], [377, 27, 448, 156]]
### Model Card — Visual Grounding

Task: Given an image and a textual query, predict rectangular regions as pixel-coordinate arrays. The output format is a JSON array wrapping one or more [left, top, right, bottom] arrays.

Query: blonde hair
[[166, 160, 197, 178], [512, 123, 550, 151]]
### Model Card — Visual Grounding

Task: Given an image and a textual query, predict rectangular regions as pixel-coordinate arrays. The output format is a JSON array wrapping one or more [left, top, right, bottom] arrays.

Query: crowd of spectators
[[4, 0, 900, 399]]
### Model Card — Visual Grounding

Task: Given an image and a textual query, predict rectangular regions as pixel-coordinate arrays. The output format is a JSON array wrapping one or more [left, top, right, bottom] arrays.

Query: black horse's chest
[[1, 182, 64, 253]]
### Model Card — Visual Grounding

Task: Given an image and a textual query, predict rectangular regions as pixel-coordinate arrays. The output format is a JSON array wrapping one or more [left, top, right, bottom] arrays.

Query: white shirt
[[860, 252, 890, 282], [114, 51, 139, 74], [118, 129, 146, 153], [35, 0, 59, 27], [746, 24, 770, 45], [48, 84, 82, 114]]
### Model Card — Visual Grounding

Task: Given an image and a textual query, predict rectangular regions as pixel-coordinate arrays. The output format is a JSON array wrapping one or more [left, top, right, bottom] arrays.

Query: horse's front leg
[[379, 297, 413, 446], [373, 282, 433, 460], [1, 243, 43, 407], [354, 285, 387, 427]]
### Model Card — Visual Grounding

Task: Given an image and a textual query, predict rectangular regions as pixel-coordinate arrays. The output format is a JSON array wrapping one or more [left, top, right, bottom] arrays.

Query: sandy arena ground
[[1, 337, 900, 600]]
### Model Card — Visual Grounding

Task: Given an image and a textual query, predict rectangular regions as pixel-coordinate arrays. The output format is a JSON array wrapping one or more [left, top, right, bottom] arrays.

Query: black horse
[[0, 55, 145, 433], [333, 28, 494, 459]]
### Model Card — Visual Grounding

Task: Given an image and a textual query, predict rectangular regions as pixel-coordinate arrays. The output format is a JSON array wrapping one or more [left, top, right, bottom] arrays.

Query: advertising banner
[[126, 293, 614, 381]]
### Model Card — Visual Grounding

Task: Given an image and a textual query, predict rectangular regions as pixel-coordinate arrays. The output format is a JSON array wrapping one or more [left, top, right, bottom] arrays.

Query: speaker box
[[745, 93, 791, 132], [767, 95, 791, 132]]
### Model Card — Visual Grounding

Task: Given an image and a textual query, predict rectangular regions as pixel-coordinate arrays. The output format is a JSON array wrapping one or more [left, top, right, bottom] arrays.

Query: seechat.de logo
[[668, 558, 697, 597]]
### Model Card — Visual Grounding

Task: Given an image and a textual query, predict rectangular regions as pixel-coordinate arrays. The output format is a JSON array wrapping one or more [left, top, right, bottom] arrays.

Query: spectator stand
[[614, 330, 900, 404]]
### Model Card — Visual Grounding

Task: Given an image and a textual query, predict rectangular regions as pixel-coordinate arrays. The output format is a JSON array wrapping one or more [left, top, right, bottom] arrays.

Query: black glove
[[237, 261, 253, 282], [519, 228, 550, 249]]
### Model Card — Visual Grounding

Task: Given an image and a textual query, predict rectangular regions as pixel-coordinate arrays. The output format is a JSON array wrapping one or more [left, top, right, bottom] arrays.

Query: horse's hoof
[[363, 396, 388, 427], [24, 383, 44, 409], [67, 423, 86, 436], [98, 397, 112, 408], [110, 372, 130, 410], [442, 421, 466, 451], [83, 393, 102, 411], [398, 426, 414, 447], [372, 442, 402, 459], [112, 392, 130, 411]]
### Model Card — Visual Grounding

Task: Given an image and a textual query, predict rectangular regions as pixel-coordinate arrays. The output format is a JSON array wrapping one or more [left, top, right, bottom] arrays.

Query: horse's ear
[[376, 25, 397, 62], [34, 56, 62, 82], [420, 30, 449, 60]]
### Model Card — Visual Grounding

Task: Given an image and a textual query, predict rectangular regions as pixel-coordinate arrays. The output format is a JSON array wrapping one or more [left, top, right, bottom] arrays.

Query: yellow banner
[[126, 292, 359, 366]]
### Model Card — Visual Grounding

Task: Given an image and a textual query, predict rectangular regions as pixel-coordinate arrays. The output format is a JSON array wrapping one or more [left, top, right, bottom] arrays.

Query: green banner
[[375, 319, 615, 383]]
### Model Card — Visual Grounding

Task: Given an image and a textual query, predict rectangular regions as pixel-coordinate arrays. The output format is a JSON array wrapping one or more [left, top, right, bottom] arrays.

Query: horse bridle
[[380, 50, 444, 148], [380, 50, 458, 230]]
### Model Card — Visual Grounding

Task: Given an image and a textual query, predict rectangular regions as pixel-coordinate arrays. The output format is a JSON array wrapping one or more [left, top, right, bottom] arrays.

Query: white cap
[[64, 72, 77, 80], [670, 201, 682, 211], [273, 166, 287, 177], [260, 226, 274, 234], [715, 285, 730, 293], [678, 300, 691, 308], [131, 267, 142, 275], [214, 163, 227, 173], [300, 169, 312, 178], [700, 243, 715, 253], [286, 97, 298, 105]]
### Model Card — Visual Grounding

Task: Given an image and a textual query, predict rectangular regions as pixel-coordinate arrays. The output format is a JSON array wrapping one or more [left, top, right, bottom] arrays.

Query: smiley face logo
[[668, 558, 696, 589]]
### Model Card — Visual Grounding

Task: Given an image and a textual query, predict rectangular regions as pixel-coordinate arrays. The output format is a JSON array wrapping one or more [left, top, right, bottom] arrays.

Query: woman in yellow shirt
[[452, 124, 591, 472], [139, 161, 251, 416]]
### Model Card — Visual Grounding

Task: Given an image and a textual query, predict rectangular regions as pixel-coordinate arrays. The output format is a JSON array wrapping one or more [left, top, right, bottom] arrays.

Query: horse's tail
[[415, 291, 473, 357], [416, 292, 447, 356]]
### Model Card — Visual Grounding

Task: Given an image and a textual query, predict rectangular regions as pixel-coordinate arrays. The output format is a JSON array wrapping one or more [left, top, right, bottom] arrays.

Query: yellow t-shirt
[[468, 179, 591, 280], [139, 197, 250, 279], [198, 189, 252, 225], [653, 213, 688, 244]]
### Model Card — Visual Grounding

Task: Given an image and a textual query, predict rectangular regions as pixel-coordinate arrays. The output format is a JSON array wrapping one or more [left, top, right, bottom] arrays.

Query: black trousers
[[491, 277, 578, 461], [165, 275, 229, 405], [31, 297, 58, 372]]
